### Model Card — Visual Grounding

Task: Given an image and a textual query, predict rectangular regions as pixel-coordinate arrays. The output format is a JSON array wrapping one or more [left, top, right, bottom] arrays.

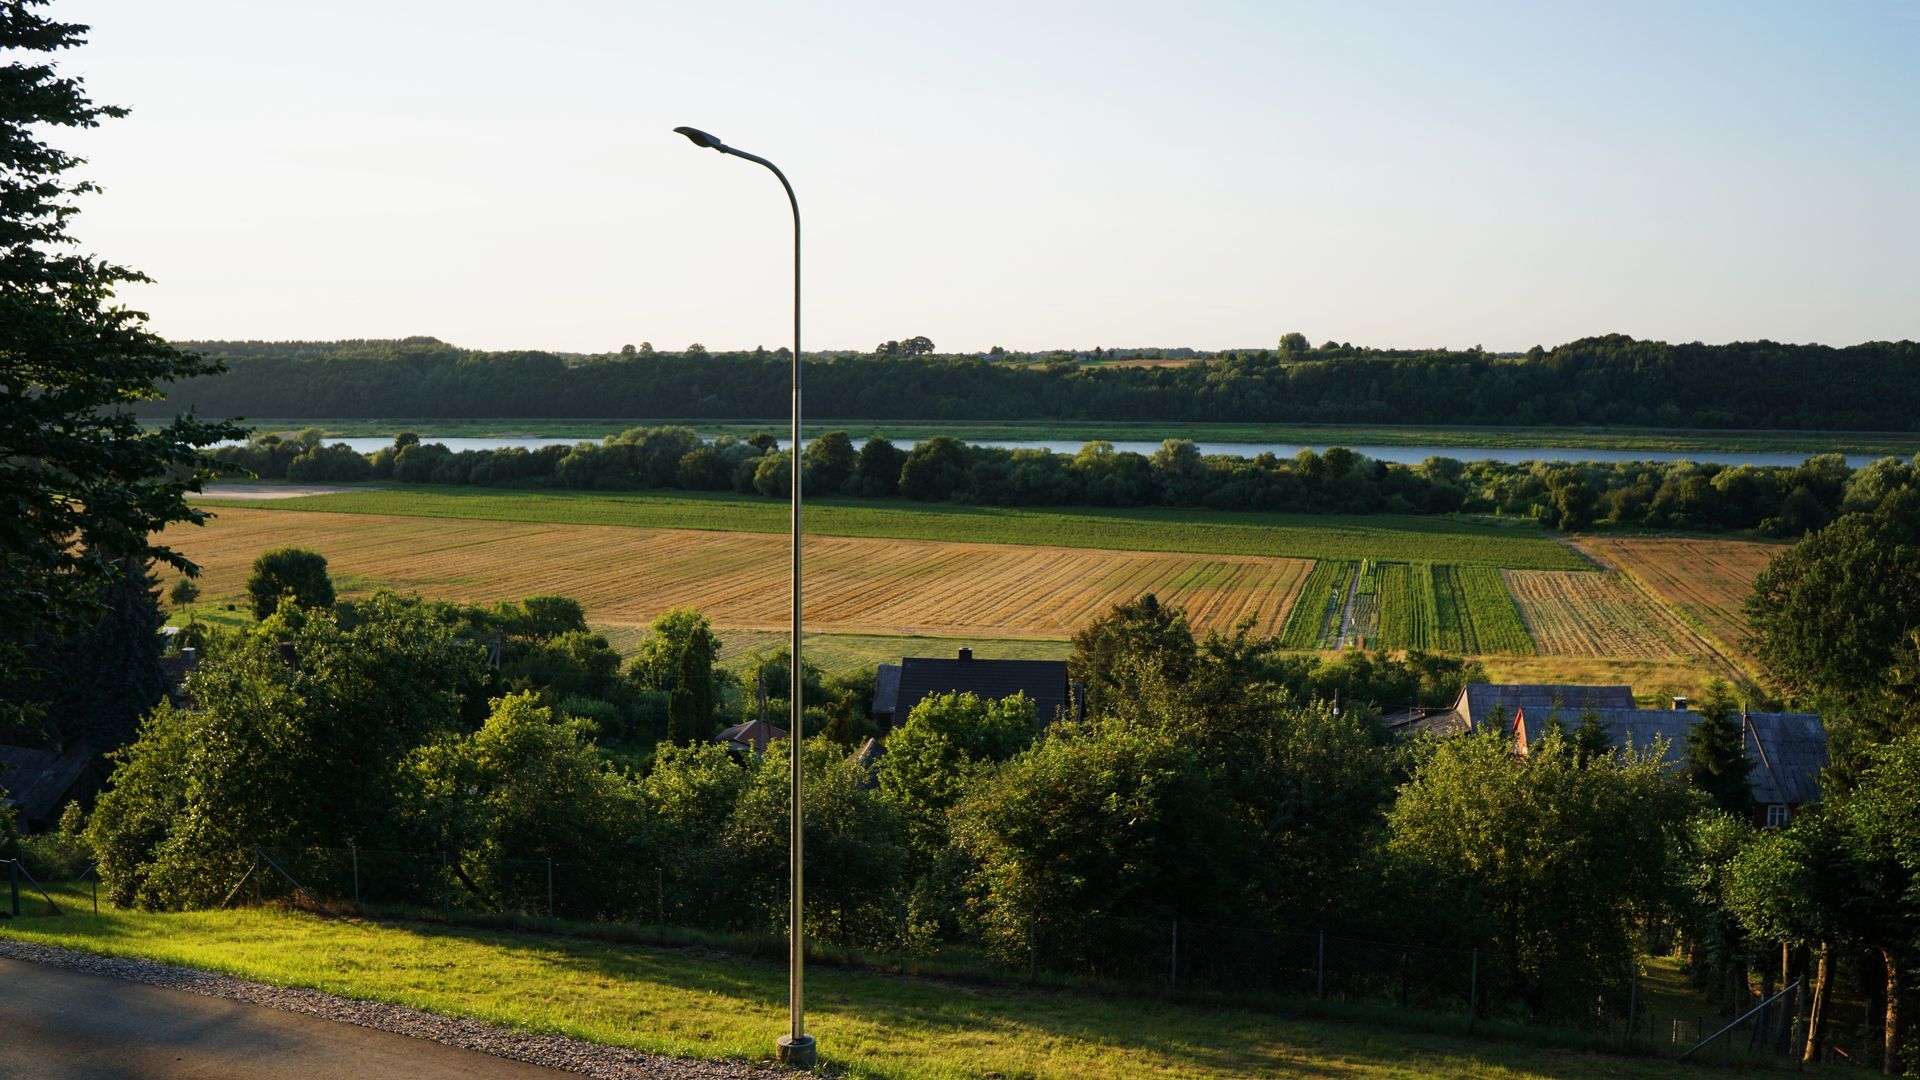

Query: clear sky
[[45, 0, 1920, 352]]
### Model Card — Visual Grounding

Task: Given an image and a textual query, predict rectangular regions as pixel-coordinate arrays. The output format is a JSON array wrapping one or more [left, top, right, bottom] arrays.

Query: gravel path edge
[[0, 937, 786, 1079]]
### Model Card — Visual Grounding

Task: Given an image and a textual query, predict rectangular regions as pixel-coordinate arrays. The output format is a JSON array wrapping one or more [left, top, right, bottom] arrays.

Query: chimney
[[1672, 696, 1690, 711], [179, 646, 197, 664], [958, 647, 972, 662]]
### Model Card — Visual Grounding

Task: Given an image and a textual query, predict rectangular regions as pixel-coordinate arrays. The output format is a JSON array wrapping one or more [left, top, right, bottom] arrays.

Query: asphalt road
[[0, 957, 570, 1080]]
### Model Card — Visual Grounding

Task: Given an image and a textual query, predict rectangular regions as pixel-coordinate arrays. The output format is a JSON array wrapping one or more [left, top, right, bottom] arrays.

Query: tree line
[[216, 425, 1920, 537], [143, 334, 1920, 430]]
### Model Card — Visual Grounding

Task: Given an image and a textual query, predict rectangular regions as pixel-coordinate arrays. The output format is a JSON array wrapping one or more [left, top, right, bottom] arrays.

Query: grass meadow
[[1, 897, 1771, 1080]]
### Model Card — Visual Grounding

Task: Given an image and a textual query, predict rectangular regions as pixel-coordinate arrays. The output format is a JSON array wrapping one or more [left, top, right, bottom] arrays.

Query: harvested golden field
[[1500, 569, 1731, 669], [1568, 536, 1782, 660], [163, 507, 1313, 640]]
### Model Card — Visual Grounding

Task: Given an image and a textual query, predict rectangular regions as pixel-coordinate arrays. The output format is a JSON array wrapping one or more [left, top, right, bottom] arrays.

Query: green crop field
[[1377, 562, 1438, 648], [199, 485, 1590, 569], [1278, 560, 1355, 648], [1365, 563, 1538, 656], [0, 897, 1738, 1080]]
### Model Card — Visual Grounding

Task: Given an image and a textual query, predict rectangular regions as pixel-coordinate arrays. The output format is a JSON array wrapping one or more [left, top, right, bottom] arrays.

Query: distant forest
[[146, 335, 1920, 430]]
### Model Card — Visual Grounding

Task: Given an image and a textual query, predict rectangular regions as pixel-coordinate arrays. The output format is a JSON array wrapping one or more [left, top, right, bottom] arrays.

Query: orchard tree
[[0, 2, 245, 723], [245, 547, 335, 618]]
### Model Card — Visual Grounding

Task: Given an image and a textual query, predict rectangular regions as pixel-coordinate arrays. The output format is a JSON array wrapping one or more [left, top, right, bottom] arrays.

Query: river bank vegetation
[[209, 424, 1920, 538]]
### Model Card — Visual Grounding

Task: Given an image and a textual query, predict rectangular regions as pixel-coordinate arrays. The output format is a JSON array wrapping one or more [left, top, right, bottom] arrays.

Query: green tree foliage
[[86, 593, 487, 909], [1387, 729, 1699, 1019], [850, 435, 905, 497], [0, 3, 244, 723], [802, 431, 857, 494], [724, 738, 906, 946], [167, 576, 200, 608], [630, 607, 718, 744], [1069, 593, 1195, 712], [1683, 679, 1754, 817], [1746, 512, 1920, 773], [403, 692, 646, 918], [245, 547, 336, 619], [951, 717, 1243, 964], [898, 436, 968, 500], [3, 558, 168, 751], [876, 692, 1037, 876]]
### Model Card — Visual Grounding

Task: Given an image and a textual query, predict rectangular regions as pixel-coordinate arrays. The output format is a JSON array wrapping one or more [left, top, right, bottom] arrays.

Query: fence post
[[1028, 915, 1037, 983], [9, 860, 18, 918], [1469, 948, 1479, 1031], [656, 866, 665, 928], [91, 875, 98, 915], [1316, 931, 1326, 1000], [1400, 950, 1410, 1009], [546, 858, 554, 919], [1170, 920, 1179, 991], [1625, 961, 1638, 1050], [350, 844, 360, 909]]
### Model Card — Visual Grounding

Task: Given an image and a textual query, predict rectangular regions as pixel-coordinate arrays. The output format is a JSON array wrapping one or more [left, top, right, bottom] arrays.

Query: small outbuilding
[[713, 718, 787, 756]]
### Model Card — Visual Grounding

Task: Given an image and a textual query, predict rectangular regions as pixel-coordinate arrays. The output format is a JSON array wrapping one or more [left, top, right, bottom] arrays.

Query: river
[[254, 435, 1894, 469]]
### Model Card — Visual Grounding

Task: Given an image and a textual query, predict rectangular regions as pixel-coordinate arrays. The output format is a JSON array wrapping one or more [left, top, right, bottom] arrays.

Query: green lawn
[[224, 417, 1920, 456], [198, 486, 1591, 570], [1, 899, 1757, 1079]]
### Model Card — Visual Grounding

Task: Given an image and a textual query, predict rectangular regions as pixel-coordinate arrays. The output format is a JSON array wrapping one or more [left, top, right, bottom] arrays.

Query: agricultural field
[[1501, 569, 1738, 677], [1277, 560, 1356, 648], [161, 507, 1314, 641], [1368, 563, 1536, 655], [199, 486, 1591, 569], [1570, 536, 1782, 662]]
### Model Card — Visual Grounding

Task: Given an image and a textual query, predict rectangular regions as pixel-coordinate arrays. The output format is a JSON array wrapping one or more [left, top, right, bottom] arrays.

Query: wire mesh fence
[[180, 843, 1806, 1062]]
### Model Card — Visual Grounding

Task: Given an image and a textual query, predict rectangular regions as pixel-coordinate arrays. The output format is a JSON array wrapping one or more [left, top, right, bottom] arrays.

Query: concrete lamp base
[[776, 1034, 817, 1071]]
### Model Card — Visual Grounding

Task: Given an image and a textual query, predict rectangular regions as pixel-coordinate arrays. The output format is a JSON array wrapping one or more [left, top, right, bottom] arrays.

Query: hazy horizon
[[48, 0, 1920, 354]]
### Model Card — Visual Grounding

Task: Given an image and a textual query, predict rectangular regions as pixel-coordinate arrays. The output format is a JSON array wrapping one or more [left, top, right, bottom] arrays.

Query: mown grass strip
[[1, 902, 1711, 1080], [197, 486, 1590, 570]]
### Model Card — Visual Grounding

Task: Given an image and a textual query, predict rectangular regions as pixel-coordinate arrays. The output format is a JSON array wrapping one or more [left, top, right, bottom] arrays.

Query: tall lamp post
[[672, 125, 814, 1072]]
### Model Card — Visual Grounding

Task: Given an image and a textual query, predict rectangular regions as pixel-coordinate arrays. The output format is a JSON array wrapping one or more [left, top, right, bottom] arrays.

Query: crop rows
[[1371, 563, 1535, 655], [1567, 536, 1780, 659], [162, 507, 1315, 641], [1277, 560, 1356, 649], [1444, 565, 1536, 654], [1500, 569, 1719, 659]]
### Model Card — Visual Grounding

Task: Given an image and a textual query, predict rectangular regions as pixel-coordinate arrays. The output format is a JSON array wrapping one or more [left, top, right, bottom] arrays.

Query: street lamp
[[672, 125, 814, 1072]]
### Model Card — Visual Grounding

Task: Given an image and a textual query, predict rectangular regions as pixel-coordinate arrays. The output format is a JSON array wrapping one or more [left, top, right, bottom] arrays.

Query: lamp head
[[674, 126, 727, 152]]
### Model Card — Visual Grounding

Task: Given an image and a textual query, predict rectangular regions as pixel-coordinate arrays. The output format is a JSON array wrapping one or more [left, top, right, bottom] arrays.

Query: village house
[[1505, 699, 1828, 828], [870, 648, 1074, 732]]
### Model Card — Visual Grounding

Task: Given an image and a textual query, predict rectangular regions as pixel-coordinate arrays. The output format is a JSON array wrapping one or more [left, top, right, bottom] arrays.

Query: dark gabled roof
[[1745, 712, 1827, 806], [872, 664, 902, 718], [1385, 706, 1464, 737], [0, 743, 96, 827], [714, 718, 787, 752], [891, 653, 1071, 726], [1457, 683, 1635, 731], [1510, 708, 1829, 807]]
